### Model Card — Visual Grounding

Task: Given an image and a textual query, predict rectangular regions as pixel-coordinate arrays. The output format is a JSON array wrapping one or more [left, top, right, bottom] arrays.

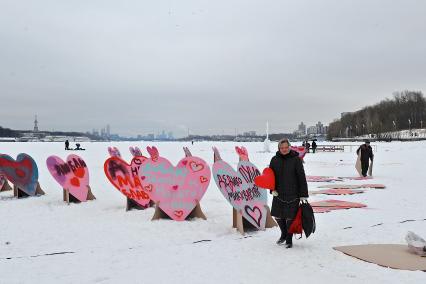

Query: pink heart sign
[[139, 146, 211, 221], [104, 156, 151, 207], [212, 147, 268, 229], [46, 154, 89, 202]]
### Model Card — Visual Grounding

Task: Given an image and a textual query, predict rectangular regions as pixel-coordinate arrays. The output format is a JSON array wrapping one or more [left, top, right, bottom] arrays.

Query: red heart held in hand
[[254, 167, 275, 190]]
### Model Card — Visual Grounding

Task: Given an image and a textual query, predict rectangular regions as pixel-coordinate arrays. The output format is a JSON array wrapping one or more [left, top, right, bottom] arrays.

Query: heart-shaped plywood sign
[[104, 155, 151, 207], [46, 154, 90, 202], [139, 146, 211, 221], [0, 153, 39, 196], [212, 147, 268, 229]]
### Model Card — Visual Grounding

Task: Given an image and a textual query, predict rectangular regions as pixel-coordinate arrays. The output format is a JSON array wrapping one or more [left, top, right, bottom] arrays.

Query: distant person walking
[[311, 141, 317, 153], [269, 138, 309, 248], [305, 141, 311, 153], [65, 140, 70, 150], [356, 140, 374, 177]]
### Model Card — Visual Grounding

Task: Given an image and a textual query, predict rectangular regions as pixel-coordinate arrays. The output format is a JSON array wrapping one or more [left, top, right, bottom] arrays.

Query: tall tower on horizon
[[33, 115, 39, 132]]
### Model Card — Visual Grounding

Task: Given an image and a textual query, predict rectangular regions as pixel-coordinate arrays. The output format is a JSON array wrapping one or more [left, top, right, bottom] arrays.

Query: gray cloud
[[1, 0, 425, 137]]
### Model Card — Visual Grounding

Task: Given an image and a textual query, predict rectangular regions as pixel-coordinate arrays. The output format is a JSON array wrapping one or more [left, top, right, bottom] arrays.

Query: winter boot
[[285, 219, 293, 248], [276, 218, 287, 245]]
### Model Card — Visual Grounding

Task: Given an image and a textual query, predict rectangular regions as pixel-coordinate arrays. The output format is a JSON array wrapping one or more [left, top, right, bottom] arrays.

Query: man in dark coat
[[356, 140, 374, 177], [269, 138, 309, 248], [311, 141, 317, 153]]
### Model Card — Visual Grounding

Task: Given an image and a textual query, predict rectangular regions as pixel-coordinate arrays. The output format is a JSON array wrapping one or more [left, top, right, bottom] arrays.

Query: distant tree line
[[328, 90, 426, 139], [0, 126, 101, 140], [0, 126, 19, 137]]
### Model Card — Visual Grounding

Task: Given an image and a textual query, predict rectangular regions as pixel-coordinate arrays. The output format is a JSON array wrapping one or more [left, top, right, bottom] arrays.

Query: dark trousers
[[361, 160, 369, 177], [276, 218, 293, 244]]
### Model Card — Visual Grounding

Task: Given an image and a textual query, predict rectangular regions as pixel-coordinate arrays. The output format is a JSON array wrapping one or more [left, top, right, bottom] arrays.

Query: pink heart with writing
[[213, 159, 268, 229], [140, 149, 210, 221], [46, 154, 90, 202]]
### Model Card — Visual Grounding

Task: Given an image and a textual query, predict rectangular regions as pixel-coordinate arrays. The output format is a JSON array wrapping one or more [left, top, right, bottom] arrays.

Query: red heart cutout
[[70, 177, 80, 187], [199, 176, 208, 183], [254, 167, 275, 190], [182, 161, 188, 165], [172, 185, 179, 190]]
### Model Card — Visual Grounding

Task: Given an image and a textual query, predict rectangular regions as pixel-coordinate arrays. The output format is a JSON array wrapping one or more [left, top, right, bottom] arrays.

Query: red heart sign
[[104, 156, 151, 207], [254, 167, 275, 190], [0, 153, 39, 196]]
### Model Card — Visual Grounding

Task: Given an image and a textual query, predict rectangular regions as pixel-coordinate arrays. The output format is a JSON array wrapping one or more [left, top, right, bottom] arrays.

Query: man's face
[[279, 143, 290, 155]]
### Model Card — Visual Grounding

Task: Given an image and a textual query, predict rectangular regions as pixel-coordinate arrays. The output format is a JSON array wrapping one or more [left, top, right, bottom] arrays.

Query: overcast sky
[[1, 0, 426, 137]]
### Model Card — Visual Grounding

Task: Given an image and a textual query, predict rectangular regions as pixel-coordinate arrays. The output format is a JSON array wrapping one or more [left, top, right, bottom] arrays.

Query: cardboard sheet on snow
[[334, 244, 426, 271], [310, 189, 365, 196], [311, 200, 367, 213], [317, 184, 385, 189], [306, 176, 343, 182], [338, 176, 373, 180]]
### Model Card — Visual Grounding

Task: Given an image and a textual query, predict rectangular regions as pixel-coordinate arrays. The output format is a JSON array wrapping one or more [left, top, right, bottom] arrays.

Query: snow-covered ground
[[1, 141, 425, 283]]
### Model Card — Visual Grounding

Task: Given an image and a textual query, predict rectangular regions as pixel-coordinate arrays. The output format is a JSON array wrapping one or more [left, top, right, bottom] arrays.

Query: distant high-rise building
[[298, 122, 306, 135], [307, 126, 317, 135], [33, 115, 39, 132], [316, 121, 324, 134], [147, 134, 155, 140], [106, 124, 111, 137]]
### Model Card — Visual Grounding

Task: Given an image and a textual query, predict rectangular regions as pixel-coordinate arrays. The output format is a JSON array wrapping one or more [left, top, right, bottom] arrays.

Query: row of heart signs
[[0, 146, 279, 230]]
